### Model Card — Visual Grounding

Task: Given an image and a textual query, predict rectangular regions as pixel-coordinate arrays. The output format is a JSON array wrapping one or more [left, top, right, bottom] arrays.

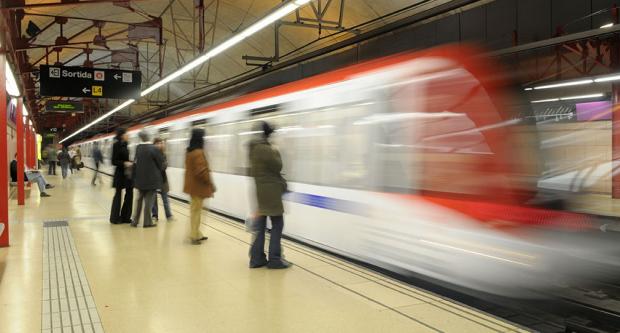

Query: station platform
[[1, 171, 529, 333]]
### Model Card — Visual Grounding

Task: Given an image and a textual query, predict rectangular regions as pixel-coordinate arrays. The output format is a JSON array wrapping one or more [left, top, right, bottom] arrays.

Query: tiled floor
[[0, 171, 530, 332]]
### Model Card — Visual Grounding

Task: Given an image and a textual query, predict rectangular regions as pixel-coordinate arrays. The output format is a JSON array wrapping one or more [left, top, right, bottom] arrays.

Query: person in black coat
[[130, 129, 164, 228], [110, 127, 134, 224]]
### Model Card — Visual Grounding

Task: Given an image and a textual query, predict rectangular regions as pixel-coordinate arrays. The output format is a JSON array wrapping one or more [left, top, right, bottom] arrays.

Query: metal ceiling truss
[[242, 0, 350, 67], [0, 0, 166, 132], [498, 5, 620, 86]]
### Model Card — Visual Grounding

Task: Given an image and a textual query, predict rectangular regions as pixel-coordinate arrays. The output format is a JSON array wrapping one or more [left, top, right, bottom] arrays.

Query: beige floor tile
[[0, 301, 42, 332], [344, 280, 426, 309], [306, 263, 376, 285], [1, 170, 525, 333], [397, 302, 514, 333]]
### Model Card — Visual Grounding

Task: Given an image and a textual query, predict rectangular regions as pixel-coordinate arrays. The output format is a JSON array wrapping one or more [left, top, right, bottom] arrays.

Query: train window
[[205, 125, 231, 173], [250, 104, 280, 117], [167, 127, 189, 168], [260, 103, 372, 188]]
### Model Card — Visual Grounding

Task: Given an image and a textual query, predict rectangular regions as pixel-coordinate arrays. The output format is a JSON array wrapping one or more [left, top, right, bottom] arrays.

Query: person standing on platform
[[68, 148, 76, 174], [46, 144, 57, 175], [183, 128, 216, 245], [92, 142, 104, 185], [151, 138, 174, 222], [130, 130, 164, 228], [110, 127, 134, 224], [248, 121, 290, 269], [75, 147, 83, 171], [58, 147, 71, 179]]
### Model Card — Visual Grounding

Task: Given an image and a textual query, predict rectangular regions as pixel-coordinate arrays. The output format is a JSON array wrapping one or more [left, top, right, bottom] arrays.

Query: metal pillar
[[0, 53, 9, 247], [16, 98, 24, 205]]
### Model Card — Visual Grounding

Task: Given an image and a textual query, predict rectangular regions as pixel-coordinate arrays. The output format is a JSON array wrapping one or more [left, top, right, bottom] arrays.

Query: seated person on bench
[[10, 154, 54, 197]]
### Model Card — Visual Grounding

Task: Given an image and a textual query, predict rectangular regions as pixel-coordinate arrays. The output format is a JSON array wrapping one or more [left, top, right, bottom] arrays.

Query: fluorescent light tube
[[559, 93, 604, 100], [594, 74, 620, 83], [6, 63, 20, 97], [531, 98, 560, 103], [142, 2, 298, 97], [601, 23, 614, 28], [533, 79, 593, 90], [60, 99, 135, 143], [62, 0, 311, 143]]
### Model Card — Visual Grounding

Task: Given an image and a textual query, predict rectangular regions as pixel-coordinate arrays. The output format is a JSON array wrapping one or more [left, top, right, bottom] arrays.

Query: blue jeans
[[151, 191, 172, 218], [25, 171, 47, 193], [61, 165, 69, 178], [249, 215, 284, 265]]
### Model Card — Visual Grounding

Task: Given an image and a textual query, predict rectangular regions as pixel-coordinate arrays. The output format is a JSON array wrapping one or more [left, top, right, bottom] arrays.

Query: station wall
[[538, 121, 611, 194]]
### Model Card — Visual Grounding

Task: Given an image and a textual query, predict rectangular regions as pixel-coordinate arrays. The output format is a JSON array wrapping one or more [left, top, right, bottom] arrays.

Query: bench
[[9, 181, 32, 199]]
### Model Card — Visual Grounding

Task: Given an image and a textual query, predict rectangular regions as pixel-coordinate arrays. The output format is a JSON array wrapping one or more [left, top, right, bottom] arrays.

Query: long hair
[[187, 128, 205, 152]]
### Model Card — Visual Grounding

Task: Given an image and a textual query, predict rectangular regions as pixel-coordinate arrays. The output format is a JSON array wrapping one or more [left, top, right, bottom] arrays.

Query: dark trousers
[[110, 186, 133, 223], [250, 215, 284, 265], [48, 162, 56, 175], [92, 162, 102, 184], [133, 190, 156, 227]]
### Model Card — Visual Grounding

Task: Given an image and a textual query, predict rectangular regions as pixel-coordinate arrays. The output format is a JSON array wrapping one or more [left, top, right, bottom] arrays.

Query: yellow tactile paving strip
[[1, 171, 531, 333]]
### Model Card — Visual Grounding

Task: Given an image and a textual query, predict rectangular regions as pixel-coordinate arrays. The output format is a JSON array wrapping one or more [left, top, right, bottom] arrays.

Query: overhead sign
[[45, 101, 84, 113], [39, 65, 141, 99]]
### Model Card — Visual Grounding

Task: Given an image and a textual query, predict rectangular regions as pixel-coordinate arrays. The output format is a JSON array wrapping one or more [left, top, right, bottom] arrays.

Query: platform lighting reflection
[[60, 0, 312, 144]]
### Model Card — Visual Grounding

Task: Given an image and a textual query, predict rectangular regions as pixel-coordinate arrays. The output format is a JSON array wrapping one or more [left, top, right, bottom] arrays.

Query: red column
[[16, 98, 24, 205], [0, 53, 9, 247]]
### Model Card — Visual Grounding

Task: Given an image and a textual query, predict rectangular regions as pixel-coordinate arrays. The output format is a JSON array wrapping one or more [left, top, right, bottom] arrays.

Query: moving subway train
[[73, 45, 620, 296]]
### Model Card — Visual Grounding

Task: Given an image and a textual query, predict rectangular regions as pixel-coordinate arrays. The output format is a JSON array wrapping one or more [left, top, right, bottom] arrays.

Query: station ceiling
[[2, 0, 436, 135]]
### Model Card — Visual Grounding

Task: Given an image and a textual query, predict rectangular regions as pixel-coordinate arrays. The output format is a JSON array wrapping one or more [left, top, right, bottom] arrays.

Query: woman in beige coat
[[183, 128, 216, 245]]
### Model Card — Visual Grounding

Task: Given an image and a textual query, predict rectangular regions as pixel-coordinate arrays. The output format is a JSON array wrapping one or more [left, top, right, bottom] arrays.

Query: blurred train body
[[73, 46, 620, 296]]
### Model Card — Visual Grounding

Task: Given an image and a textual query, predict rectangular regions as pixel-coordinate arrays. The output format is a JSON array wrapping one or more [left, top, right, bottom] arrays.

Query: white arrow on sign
[[82, 87, 91, 94], [114, 74, 121, 80]]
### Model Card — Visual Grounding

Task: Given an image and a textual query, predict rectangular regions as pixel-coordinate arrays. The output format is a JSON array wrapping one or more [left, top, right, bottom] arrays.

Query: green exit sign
[[45, 101, 83, 112]]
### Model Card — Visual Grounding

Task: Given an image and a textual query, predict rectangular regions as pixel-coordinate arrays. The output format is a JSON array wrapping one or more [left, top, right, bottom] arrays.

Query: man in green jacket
[[46, 144, 58, 175]]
